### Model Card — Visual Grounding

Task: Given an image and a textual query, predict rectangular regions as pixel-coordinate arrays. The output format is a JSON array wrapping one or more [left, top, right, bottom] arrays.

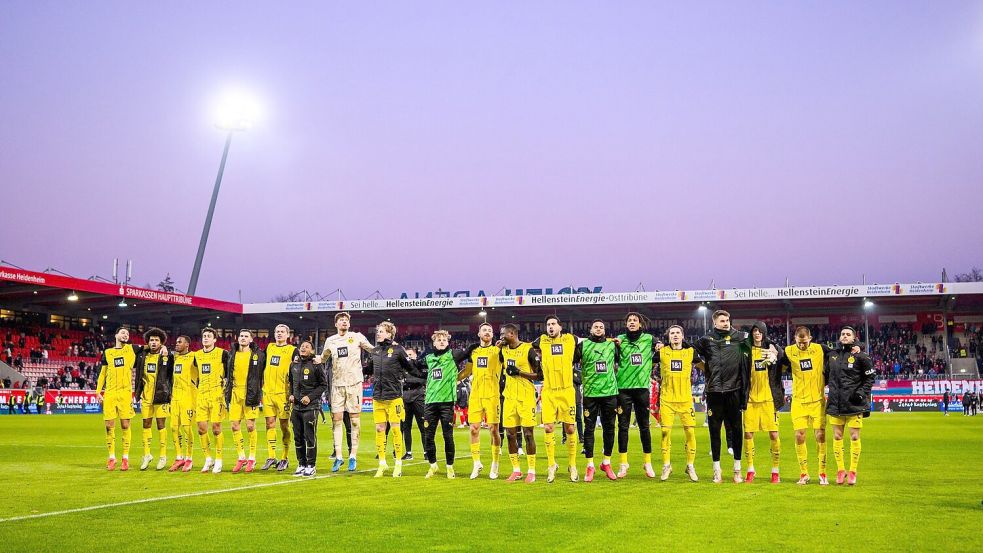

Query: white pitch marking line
[[0, 454, 470, 524]]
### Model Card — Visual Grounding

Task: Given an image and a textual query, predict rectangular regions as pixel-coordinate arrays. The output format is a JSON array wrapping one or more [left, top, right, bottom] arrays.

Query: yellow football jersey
[[171, 352, 198, 403], [748, 345, 772, 403], [538, 333, 576, 391], [232, 350, 251, 395], [140, 352, 163, 404], [97, 345, 139, 395], [264, 343, 296, 396], [469, 344, 503, 400], [784, 343, 826, 403], [501, 342, 536, 403], [659, 346, 695, 403], [194, 347, 227, 398]]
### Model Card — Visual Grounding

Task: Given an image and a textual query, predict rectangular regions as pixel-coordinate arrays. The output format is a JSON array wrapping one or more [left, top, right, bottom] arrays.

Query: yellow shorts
[[102, 392, 135, 421], [791, 399, 826, 431], [827, 414, 863, 429], [229, 392, 260, 421], [502, 397, 537, 428], [541, 387, 576, 425], [330, 383, 363, 414], [196, 395, 227, 424], [373, 398, 405, 424], [142, 402, 169, 420], [262, 393, 291, 420], [170, 398, 196, 427], [743, 401, 778, 433], [660, 400, 696, 428], [467, 395, 500, 425]]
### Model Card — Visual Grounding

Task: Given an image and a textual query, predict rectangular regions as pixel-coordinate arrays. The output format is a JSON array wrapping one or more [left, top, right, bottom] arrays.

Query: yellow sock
[[770, 436, 781, 470], [566, 433, 578, 468], [643, 452, 652, 465], [267, 433, 277, 459], [660, 428, 672, 466], [281, 427, 291, 461], [159, 429, 167, 459], [491, 445, 501, 464], [544, 431, 557, 467], [509, 453, 520, 471], [248, 429, 258, 459], [849, 438, 861, 473], [233, 429, 245, 459], [106, 425, 116, 458], [684, 427, 697, 465], [183, 426, 194, 458], [213, 431, 224, 458], [818, 441, 827, 474], [121, 425, 131, 457], [745, 437, 755, 470], [172, 424, 182, 458], [619, 452, 628, 465], [470, 442, 481, 463], [200, 432, 212, 458], [142, 427, 152, 455], [375, 430, 387, 463], [833, 438, 845, 472], [795, 441, 808, 475], [392, 427, 405, 459], [526, 453, 537, 474]]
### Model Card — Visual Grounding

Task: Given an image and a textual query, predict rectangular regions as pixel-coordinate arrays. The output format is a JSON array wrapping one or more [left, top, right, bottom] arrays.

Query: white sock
[[772, 467, 780, 474], [663, 463, 671, 468], [734, 460, 742, 472], [748, 464, 755, 473], [587, 460, 595, 468], [713, 461, 721, 472]]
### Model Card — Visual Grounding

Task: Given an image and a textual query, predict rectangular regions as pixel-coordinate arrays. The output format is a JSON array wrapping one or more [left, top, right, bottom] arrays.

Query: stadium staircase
[[0, 359, 25, 385]]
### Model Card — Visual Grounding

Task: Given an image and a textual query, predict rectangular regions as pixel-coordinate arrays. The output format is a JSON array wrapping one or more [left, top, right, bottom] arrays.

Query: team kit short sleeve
[[323, 332, 371, 387]]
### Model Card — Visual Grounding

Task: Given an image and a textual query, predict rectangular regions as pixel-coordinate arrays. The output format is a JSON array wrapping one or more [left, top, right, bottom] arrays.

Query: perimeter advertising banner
[[244, 282, 983, 314], [0, 389, 103, 414], [870, 380, 982, 412]]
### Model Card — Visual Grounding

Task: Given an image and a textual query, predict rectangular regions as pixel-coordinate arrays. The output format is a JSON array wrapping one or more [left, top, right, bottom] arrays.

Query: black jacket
[[745, 321, 786, 411], [134, 348, 174, 405], [825, 343, 875, 417], [364, 339, 414, 401], [693, 328, 751, 404], [288, 354, 328, 412], [224, 344, 266, 407]]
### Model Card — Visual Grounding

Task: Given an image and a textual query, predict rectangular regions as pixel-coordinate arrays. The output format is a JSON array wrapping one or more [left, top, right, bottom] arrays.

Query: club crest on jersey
[[583, 409, 590, 418], [848, 356, 855, 364], [252, 354, 258, 362], [303, 368, 310, 375], [387, 348, 394, 355], [476, 357, 488, 368], [551, 344, 563, 355], [348, 337, 354, 344], [337, 346, 348, 358], [113, 357, 125, 368], [725, 336, 731, 344]]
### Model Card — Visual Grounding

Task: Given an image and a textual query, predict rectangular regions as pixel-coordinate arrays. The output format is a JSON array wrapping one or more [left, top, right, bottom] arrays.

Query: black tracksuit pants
[[583, 395, 617, 458], [292, 409, 319, 467], [617, 388, 652, 454], [706, 390, 743, 462], [423, 402, 455, 465], [402, 387, 426, 454]]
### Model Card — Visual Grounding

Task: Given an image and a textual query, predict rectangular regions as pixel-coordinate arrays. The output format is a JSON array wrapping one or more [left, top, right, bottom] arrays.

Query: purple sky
[[2, 1, 982, 302]]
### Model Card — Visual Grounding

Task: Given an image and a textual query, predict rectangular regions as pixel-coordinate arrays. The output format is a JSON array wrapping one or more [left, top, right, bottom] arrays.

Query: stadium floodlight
[[478, 310, 487, 318], [118, 299, 128, 308], [67, 291, 79, 302], [864, 300, 874, 309], [698, 305, 708, 312], [188, 89, 259, 296]]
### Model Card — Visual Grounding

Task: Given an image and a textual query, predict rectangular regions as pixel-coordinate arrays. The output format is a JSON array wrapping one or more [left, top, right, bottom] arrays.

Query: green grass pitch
[[0, 412, 980, 551]]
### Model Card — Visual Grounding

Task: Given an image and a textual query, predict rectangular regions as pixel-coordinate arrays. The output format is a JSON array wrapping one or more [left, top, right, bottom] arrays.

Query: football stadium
[[2, 3, 982, 552]]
